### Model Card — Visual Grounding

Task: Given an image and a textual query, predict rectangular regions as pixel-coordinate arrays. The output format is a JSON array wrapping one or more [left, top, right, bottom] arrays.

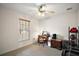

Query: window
[[19, 18, 30, 41]]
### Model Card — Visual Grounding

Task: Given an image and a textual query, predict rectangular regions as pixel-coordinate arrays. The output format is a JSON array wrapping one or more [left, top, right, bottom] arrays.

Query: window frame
[[19, 18, 30, 41]]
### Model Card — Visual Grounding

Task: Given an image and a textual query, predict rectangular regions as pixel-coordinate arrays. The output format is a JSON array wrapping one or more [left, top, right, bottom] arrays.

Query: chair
[[62, 40, 79, 56], [38, 35, 48, 46]]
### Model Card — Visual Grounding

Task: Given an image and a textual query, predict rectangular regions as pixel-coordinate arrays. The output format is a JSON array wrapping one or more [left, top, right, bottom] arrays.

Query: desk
[[51, 39, 62, 50]]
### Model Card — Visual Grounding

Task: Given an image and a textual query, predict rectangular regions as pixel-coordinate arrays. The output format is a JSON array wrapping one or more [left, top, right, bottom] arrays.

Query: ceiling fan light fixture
[[37, 4, 47, 16], [38, 4, 55, 16], [38, 11, 45, 16], [39, 4, 46, 13]]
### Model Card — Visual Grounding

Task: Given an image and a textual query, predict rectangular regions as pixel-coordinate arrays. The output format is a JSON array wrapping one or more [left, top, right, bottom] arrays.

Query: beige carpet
[[2, 43, 62, 56]]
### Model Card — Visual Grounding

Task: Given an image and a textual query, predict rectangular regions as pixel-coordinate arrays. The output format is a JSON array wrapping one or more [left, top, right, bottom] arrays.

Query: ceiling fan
[[38, 4, 55, 16]]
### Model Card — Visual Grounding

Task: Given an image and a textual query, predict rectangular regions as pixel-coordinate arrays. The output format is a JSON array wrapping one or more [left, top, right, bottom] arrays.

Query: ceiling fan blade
[[48, 10, 55, 13]]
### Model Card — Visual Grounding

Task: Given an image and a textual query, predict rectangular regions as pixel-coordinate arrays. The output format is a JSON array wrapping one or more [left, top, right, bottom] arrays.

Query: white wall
[[39, 12, 78, 40], [0, 6, 39, 54], [77, 9, 79, 25]]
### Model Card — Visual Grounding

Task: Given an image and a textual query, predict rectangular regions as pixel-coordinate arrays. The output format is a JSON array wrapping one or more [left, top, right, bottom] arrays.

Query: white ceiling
[[0, 3, 79, 19]]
